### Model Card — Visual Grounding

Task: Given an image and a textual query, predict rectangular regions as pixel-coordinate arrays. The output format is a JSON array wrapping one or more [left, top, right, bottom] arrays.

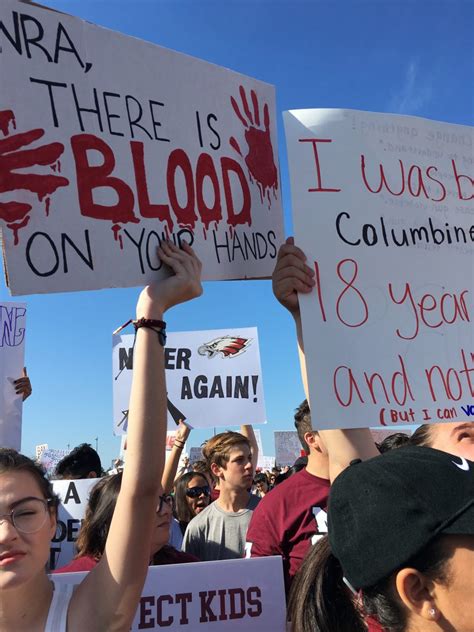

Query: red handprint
[[229, 86, 278, 207], [0, 109, 69, 245]]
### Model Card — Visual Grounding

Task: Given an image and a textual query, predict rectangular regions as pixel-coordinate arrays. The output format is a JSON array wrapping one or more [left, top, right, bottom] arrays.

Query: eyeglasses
[[185, 485, 211, 499], [157, 494, 173, 514], [0, 497, 51, 534]]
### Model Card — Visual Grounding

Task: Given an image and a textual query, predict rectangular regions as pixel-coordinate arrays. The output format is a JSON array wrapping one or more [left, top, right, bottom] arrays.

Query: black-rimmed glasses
[[0, 497, 51, 534], [157, 494, 173, 514]]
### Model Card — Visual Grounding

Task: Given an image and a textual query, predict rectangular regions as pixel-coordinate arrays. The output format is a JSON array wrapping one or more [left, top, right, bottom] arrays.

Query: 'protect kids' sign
[[284, 109, 473, 429], [0, 0, 283, 295], [53, 556, 286, 631], [112, 327, 266, 433]]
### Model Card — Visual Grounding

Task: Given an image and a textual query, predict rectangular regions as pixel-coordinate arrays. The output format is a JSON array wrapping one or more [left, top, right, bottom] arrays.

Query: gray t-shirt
[[182, 494, 260, 561]]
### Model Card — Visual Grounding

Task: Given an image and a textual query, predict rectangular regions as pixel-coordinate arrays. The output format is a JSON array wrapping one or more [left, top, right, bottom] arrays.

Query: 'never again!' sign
[[113, 327, 266, 433]]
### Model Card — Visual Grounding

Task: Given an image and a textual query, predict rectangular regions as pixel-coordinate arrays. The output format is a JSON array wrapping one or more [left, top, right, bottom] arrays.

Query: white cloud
[[389, 60, 432, 114]]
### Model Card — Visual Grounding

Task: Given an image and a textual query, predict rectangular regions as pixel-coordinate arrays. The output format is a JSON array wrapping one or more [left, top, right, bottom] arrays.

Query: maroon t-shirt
[[245, 468, 330, 591]]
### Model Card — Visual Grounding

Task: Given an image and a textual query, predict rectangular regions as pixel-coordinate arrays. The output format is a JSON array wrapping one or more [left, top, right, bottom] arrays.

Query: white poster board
[[284, 109, 473, 430], [258, 456, 276, 471], [0, 0, 283, 295], [113, 328, 266, 434], [39, 447, 70, 477], [50, 478, 97, 570], [52, 556, 286, 631], [0, 301, 26, 449], [274, 431, 301, 467], [189, 447, 203, 464]]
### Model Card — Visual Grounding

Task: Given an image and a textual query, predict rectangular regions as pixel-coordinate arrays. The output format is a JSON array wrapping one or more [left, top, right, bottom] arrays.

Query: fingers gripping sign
[[272, 237, 315, 315], [229, 86, 278, 206]]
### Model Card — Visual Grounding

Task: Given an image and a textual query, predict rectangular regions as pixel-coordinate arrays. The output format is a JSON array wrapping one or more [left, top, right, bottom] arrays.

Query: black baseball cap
[[328, 446, 474, 590]]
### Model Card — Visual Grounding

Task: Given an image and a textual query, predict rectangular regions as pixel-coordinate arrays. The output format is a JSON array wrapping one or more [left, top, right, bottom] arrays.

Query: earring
[[429, 607, 436, 618]]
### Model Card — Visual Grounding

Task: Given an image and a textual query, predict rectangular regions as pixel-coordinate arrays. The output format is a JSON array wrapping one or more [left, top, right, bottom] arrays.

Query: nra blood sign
[[0, 1, 283, 295]]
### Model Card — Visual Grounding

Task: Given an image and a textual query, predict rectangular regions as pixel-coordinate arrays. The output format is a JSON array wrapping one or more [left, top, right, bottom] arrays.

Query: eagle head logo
[[198, 336, 252, 359]]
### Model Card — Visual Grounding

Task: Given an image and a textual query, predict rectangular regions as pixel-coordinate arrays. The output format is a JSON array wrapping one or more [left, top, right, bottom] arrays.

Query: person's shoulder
[[247, 493, 261, 510], [186, 503, 216, 530]]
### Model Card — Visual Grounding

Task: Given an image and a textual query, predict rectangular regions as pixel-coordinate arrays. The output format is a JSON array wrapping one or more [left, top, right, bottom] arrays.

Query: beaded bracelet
[[133, 318, 167, 346]]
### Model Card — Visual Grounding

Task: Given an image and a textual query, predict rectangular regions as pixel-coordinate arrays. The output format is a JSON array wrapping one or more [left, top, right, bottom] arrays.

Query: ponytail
[[287, 536, 366, 632]]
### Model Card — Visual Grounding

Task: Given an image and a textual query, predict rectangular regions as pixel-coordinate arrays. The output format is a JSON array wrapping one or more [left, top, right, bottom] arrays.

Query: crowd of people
[[1, 238, 472, 631]]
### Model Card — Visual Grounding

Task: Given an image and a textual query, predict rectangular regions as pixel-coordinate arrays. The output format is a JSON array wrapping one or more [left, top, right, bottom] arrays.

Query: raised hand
[[272, 237, 315, 316], [14, 367, 32, 401], [229, 86, 278, 205], [0, 109, 69, 244], [136, 241, 203, 319]]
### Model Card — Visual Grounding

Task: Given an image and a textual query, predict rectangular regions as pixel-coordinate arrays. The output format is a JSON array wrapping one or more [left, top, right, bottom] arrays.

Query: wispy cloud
[[389, 60, 433, 115]]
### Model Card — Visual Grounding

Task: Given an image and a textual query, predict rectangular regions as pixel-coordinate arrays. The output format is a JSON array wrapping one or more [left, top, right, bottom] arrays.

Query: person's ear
[[210, 462, 223, 479], [395, 568, 440, 623], [87, 471, 97, 479], [305, 431, 323, 453]]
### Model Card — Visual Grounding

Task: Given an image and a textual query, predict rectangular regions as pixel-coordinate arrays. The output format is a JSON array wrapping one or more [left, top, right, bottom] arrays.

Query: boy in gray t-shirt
[[182, 431, 259, 561]]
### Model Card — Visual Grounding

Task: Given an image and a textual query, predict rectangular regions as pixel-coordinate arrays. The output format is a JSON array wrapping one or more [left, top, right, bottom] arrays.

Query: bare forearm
[[319, 428, 379, 482], [122, 327, 167, 494], [240, 424, 258, 471]]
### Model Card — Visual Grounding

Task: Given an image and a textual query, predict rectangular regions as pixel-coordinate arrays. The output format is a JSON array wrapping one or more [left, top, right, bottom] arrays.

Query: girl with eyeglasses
[[173, 472, 211, 536], [0, 242, 202, 632], [54, 472, 197, 573]]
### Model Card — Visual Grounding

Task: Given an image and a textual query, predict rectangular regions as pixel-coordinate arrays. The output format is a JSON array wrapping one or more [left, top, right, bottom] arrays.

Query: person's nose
[[0, 515, 18, 542]]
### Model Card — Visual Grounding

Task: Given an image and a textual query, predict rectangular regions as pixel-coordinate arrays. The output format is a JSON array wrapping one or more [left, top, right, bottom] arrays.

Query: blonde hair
[[202, 432, 250, 469]]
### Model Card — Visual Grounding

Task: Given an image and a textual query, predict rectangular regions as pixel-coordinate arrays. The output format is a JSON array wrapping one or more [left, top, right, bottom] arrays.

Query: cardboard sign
[[284, 109, 474, 430], [52, 556, 286, 631], [274, 431, 301, 467], [0, 0, 283, 295], [113, 327, 266, 434], [0, 301, 26, 449], [49, 478, 97, 570]]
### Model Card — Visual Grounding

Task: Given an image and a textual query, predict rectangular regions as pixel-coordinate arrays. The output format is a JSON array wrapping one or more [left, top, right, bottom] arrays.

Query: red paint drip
[[112, 223, 124, 250], [202, 226, 207, 241], [44, 196, 51, 216], [164, 225, 170, 241], [7, 215, 30, 246], [0, 110, 15, 136]]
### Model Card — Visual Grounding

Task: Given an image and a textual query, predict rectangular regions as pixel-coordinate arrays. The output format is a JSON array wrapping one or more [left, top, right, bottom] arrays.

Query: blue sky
[[1, 0, 473, 467]]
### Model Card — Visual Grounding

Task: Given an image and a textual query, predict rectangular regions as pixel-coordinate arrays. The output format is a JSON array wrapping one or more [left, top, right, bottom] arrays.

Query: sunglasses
[[186, 485, 211, 499]]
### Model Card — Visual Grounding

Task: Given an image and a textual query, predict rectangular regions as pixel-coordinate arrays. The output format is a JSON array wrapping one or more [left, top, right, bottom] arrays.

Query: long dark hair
[[75, 472, 122, 559], [173, 471, 208, 526], [0, 448, 59, 515], [288, 535, 452, 632]]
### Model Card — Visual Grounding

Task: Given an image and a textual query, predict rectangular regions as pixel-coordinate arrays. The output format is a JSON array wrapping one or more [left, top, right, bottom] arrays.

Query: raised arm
[[70, 242, 202, 631], [161, 420, 191, 494], [240, 424, 259, 472], [272, 237, 378, 483]]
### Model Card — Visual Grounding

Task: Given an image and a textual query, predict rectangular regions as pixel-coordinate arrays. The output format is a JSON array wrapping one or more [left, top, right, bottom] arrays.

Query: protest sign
[[258, 456, 276, 471], [53, 556, 286, 631], [50, 478, 97, 570], [0, 301, 26, 449], [274, 431, 301, 467], [0, 0, 283, 295], [113, 327, 266, 433], [39, 447, 69, 477], [189, 446, 203, 463], [284, 109, 473, 430]]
